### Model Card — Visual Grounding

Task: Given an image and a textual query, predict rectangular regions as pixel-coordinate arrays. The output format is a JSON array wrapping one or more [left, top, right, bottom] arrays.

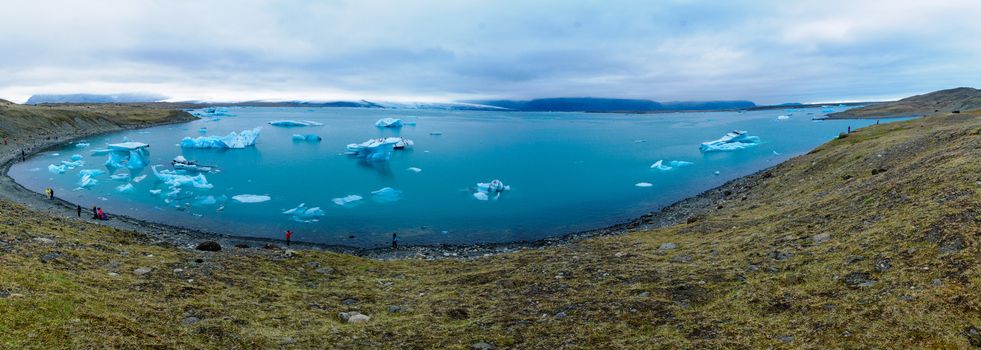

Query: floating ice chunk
[[772, 150, 781, 155], [152, 165, 213, 190], [283, 203, 325, 222], [90, 149, 110, 156], [172, 155, 219, 173], [49, 153, 60, 157], [79, 169, 105, 177], [195, 195, 218, 206], [374, 118, 403, 128], [292, 134, 322, 142], [371, 187, 403, 203], [268, 120, 323, 127], [714, 171, 721, 176], [110, 173, 130, 181], [132, 174, 147, 183], [75, 142, 90, 148], [180, 127, 261, 149], [70, 154, 83, 161], [474, 179, 510, 200], [634, 140, 647, 143], [332, 195, 363, 207], [116, 183, 134, 193], [650, 160, 694, 171], [198, 128, 208, 133], [777, 115, 791, 120], [699, 130, 761, 152], [47, 164, 67, 174], [61, 160, 84, 169], [78, 174, 98, 188], [635, 182, 653, 187], [232, 194, 271, 203], [345, 138, 398, 161], [105, 142, 150, 171], [149, 189, 162, 195], [407, 167, 422, 173]]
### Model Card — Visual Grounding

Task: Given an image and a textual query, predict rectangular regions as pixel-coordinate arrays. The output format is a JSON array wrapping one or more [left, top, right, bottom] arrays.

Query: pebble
[[315, 267, 335, 275], [107, 272, 119, 277], [659, 242, 677, 250], [32, 237, 55, 244], [471, 342, 495, 350], [388, 305, 402, 313], [40, 252, 61, 263], [181, 316, 200, 325], [133, 267, 152, 276], [812, 233, 831, 244], [347, 314, 370, 323], [341, 298, 357, 305], [638, 291, 651, 297]]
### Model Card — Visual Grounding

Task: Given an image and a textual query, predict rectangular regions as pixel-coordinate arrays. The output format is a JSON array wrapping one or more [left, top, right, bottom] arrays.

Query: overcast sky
[[1, 0, 979, 104]]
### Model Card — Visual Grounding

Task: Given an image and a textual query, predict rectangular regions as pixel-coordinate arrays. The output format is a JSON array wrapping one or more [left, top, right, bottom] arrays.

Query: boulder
[[195, 241, 221, 252]]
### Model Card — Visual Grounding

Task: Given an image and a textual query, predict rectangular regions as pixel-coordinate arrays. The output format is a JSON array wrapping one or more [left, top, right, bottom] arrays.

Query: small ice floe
[[149, 189, 162, 195], [49, 153, 60, 157], [345, 137, 413, 161], [70, 154, 83, 161], [407, 167, 422, 173], [635, 182, 653, 187], [699, 130, 761, 152], [198, 128, 208, 133], [714, 171, 721, 176], [332, 194, 363, 207], [116, 183, 135, 193], [777, 115, 791, 120], [650, 160, 694, 171], [75, 142, 90, 148], [152, 165, 213, 191], [634, 139, 647, 143], [374, 118, 403, 128], [371, 187, 403, 203], [283, 203, 325, 223], [292, 134, 322, 142], [132, 175, 147, 183], [60, 160, 84, 169], [180, 127, 260, 149], [110, 173, 130, 181], [105, 142, 150, 171], [473, 179, 510, 201], [171, 155, 219, 173], [772, 150, 781, 155], [77, 173, 98, 189], [268, 120, 323, 127], [232, 194, 271, 203], [47, 164, 67, 174]]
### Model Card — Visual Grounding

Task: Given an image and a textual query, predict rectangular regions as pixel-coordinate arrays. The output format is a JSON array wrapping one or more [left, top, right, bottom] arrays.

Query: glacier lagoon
[[10, 106, 902, 247]]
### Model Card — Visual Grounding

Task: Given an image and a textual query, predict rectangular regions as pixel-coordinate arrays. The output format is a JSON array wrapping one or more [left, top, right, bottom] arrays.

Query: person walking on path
[[392, 233, 398, 251], [285, 230, 293, 246], [97, 208, 104, 220], [49, 188, 54, 200], [76, 205, 81, 217], [91, 206, 98, 219]]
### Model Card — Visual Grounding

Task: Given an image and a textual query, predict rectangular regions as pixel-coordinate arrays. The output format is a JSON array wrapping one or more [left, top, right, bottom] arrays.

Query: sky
[[1, 0, 980, 104]]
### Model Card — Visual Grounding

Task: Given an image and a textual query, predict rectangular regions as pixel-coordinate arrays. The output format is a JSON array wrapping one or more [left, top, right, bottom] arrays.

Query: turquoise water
[[10, 106, 900, 247]]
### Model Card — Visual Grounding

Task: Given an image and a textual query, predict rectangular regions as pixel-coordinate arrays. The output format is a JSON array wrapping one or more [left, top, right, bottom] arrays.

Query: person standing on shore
[[92, 206, 98, 219], [76, 205, 81, 217], [392, 233, 398, 251], [97, 208, 104, 220], [285, 230, 293, 246]]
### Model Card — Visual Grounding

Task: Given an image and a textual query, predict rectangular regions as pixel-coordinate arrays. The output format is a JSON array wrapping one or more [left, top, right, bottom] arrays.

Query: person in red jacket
[[285, 230, 293, 246]]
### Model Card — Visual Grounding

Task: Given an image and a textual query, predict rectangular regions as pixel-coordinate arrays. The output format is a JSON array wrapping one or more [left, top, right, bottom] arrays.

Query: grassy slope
[[0, 110, 978, 349], [829, 87, 981, 119], [0, 103, 195, 139]]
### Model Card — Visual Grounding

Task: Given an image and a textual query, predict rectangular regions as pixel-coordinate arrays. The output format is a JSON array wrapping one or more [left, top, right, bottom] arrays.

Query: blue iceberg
[[47, 164, 67, 174], [61, 159, 84, 169], [371, 187, 403, 203], [474, 179, 510, 201], [650, 160, 694, 171], [151, 166, 213, 192], [105, 142, 150, 171], [292, 134, 322, 142], [77, 173, 99, 189], [283, 203, 325, 223], [346, 138, 399, 161], [180, 127, 261, 149], [374, 118, 403, 128], [269, 120, 323, 127], [699, 131, 761, 152], [116, 183, 135, 193], [232, 194, 271, 203], [70, 154, 83, 161], [75, 142, 90, 148], [332, 194, 363, 207], [110, 173, 130, 181]]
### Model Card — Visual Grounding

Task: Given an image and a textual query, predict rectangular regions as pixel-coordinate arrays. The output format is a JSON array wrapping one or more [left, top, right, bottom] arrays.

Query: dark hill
[[828, 87, 981, 118]]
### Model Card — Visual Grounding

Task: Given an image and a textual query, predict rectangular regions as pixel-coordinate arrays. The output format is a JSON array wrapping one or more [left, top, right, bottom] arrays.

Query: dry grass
[[0, 110, 978, 349]]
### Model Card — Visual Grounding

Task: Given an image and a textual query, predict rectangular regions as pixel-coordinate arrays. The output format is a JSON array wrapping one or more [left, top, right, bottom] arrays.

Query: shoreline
[[3, 111, 788, 260]]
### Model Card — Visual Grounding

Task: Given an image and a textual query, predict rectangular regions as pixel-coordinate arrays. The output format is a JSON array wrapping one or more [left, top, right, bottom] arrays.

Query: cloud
[[1, 0, 980, 103]]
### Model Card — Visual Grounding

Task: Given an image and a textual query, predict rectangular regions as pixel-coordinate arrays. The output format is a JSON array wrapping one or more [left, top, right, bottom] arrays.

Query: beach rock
[[874, 258, 892, 272], [672, 254, 694, 263], [471, 342, 496, 350], [638, 291, 651, 297], [554, 311, 567, 319], [284, 249, 296, 258], [341, 298, 357, 305], [965, 326, 981, 347], [306, 262, 320, 268], [348, 314, 370, 323], [845, 255, 864, 264], [769, 251, 793, 261], [939, 235, 966, 253], [843, 272, 876, 288], [659, 243, 678, 250], [315, 267, 335, 275], [133, 267, 152, 276], [195, 241, 221, 252], [181, 316, 200, 325], [777, 335, 794, 343], [812, 233, 831, 244], [388, 305, 402, 313], [40, 252, 61, 263], [234, 243, 250, 249]]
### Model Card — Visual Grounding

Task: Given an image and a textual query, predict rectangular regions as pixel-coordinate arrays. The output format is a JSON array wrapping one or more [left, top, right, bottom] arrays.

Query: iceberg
[[268, 120, 323, 127], [292, 134, 322, 142], [332, 194, 363, 207], [151, 165, 213, 191], [474, 179, 510, 200], [149, 189, 162, 195], [374, 118, 403, 128], [116, 183, 134, 193], [132, 174, 147, 183], [194, 195, 219, 206], [77, 173, 98, 188], [61, 160, 84, 169], [407, 167, 422, 173], [70, 154, 83, 161], [180, 127, 261, 149], [650, 160, 694, 171], [345, 138, 398, 161], [110, 173, 130, 181], [283, 203, 325, 223], [635, 182, 653, 187], [232, 194, 271, 203], [776, 115, 790, 120], [75, 142, 90, 148], [371, 187, 403, 203], [47, 164, 67, 174], [171, 155, 219, 173], [699, 130, 761, 152], [105, 142, 150, 171]]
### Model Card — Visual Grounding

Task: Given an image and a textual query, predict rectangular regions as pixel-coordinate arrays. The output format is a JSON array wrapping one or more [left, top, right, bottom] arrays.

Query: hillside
[[828, 87, 981, 119], [0, 105, 978, 348], [0, 102, 196, 139]]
